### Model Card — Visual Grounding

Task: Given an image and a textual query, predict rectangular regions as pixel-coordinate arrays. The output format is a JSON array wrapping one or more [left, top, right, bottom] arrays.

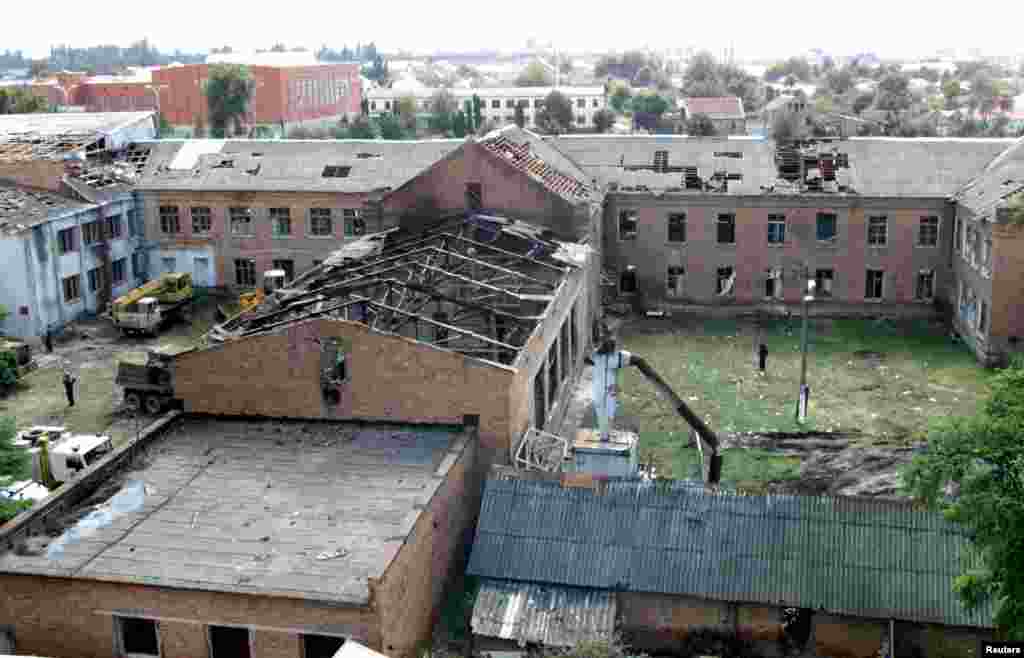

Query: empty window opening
[[667, 266, 685, 297], [234, 259, 255, 287], [106, 215, 123, 239], [82, 220, 103, 245], [717, 213, 736, 244], [653, 150, 669, 172], [815, 269, 834, 298], [112, 258, 127, 285], [343, 208, 365, 236], [62, 274, 81, 303], [667, 213, 686, 243], [919, 216, 939, 247], [58, 227, 77, 254], [978, 300, 987, 333], [229, 207, 253, 236], [916, 270, 935, 301], [159, 206, 180, 234], [209, 625, 251, 658], [322, 165, 351, 178], [767, 214, 786, 244], [865, 269, 884, 300], [191, 207, 212, 234], [816, 212, 837, 242], [618, 210, 638, 241], [717, 267, 735, 296], [88, 267, 103, 293], [321, 337, 347, 387], [619, 267, 637, 294], [272, 259, 295, 283], [533, 369, 546, 429], [765, 268, 783, 299], [117, 616, 160, 657], [868, 216, 887, 246], [304, 635, 346, 658], [465, 183, 483, 211]]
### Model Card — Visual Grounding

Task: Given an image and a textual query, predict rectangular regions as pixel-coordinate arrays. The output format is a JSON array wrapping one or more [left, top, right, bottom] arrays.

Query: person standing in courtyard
[[585, 335, 633, 443], [62, 366, 77, 407]]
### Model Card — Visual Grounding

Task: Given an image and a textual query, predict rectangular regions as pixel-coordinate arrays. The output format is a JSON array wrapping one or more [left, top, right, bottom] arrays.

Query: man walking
[[43, 327, 53, 354], [62, 367, 77, 407]]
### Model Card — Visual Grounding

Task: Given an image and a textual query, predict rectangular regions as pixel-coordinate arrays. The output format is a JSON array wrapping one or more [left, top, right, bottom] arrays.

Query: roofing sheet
[[955, 135, 1024, 217], [466, 478, 993, 628], [472, 579, 616, 646], [481, 127, 594, 203], [0, 112, 155, 138]]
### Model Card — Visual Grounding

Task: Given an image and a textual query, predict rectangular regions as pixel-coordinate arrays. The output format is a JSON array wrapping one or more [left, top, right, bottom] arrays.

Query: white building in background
[[366, 86, 607, 128]]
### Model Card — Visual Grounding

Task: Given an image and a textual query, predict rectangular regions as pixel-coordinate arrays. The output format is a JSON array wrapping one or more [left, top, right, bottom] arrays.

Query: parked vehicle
[[13, 426, 113, 488], [215, 269, 287, 322], [115, 345, 187, 414], [110, 272, 194, 336]]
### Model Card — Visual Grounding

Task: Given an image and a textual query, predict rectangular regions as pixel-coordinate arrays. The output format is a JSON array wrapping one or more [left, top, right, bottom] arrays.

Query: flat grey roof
[[0, 111, 155, 138], [0, 416, 467, 605]]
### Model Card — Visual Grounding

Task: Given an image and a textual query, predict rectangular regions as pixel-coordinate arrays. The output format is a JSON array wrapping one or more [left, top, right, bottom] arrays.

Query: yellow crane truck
[[110, 272, 194, 336]]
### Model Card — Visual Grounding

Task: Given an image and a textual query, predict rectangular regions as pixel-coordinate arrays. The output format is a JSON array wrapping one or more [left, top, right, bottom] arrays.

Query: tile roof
[[472, 579, 617, 646], [681, 97, 745, 120], [466, 477, 993, 628], [135, 139, 462, 193], [954, 135, 1024, 217], [481, 126, 595, 203]]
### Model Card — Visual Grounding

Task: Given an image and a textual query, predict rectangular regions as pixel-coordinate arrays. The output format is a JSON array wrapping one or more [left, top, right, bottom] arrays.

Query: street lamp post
[[796, 270, 816, 424]]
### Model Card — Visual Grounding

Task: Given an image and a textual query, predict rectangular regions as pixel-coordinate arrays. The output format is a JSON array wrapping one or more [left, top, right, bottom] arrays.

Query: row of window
[[232, 258, 304, 287], [61, 258, 129, 303], [534, 303, 578, 430], [56, 215, 124, 255], [618, 211, 941, 248], [958, 281, 989, 335], [370, 96, 602, 112], [624, 266, 936, 302], [159, 206, 365, 238], [111, 614, 345, 658], [954, 216, 993, 277], [288, 77, 350, 109]]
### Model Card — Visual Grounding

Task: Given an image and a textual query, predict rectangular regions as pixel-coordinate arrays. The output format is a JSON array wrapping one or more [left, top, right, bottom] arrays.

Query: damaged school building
[[0, 112, 156, 338], [0, 124, 1020, 658]]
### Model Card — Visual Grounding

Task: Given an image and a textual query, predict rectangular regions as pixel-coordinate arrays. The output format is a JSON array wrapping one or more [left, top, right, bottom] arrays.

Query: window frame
[[767, 214, 786, 245], [105, 214, 123, 239], [234, 258, 256, 288], [309, 208, 334, 237], [87, 267, 103, 293], [716, 266, 735, 296], [114, 615, 161, 658], [269, 207, 292, 237], [158, 205, 180, 235], [207, 624, 253, 658], [865, 269, 885, 300], [915, 269, 935, 301], [343, 208, 365, 237], [667, 213, 686, 243], [112, 258, 127, 285], [57, 226, 77, 254], [619, 267, 638, 294], [618, 210, 638, 241], [82, 220, 103, 246], [867, 215, 888, 247], [918, 215, 939, 247], [190, 206, 212, 234], [62, 274, 81, 303], [229, 207, 254, 236], [272, 259, 295, 282], [816, 212, 838, 242], [666, 265, 685, 297], [814, 269, 834, 298], [716, 213, 736, 245]]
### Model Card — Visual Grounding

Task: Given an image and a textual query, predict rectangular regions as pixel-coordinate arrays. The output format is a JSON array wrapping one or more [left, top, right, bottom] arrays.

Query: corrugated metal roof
[[954, 135, 1024, 217], [466, 478, 993, 628], [471, 578, 616, 646]]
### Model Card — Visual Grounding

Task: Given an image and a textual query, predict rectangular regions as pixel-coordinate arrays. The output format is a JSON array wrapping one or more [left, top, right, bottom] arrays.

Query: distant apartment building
[[365, 86, 607, 130], [679, 97, 746, 135], [0, 112, 155, 340]]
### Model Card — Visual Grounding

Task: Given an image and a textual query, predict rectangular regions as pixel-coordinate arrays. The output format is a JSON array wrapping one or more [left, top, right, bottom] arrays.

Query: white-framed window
[[270, 207, 292, 237], [666, 266, 685, 297], [918, 216, 939, 247], [915, 270, 935, 301], [159, 206, 180, 234], [191, 207, 211, 234], [618, 210, 638, 241], [767, 214, 786, 245], [310, 208, 333, 236], [229, 207, 253, 236], [865, 269, 884, 300], [115, 615, 161, 657], [867, 215, 887, 246]]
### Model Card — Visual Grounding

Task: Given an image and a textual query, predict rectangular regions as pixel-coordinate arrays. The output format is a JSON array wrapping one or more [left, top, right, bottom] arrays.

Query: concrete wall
[[603, 193, 952, 309], [989, 219, 1024, 362], [140, 190, 376, 290], [0, 195, 141, 340], [173, 318, 517, 457]]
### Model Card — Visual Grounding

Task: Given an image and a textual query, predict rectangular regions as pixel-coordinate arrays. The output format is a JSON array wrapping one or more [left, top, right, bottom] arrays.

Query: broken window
[[618, 210, 638, 241], [916, 270, 935, 301], [767, 214, 786, 244], [619, 267, 637, 294], [303, 635, 345, 658], [465, 183, 483, 211], [534, 369, 546, 429], [506, 99, 515, 109], [272, 259, 295, 282], [667, 213, 686, 242], [87, 267, 103, 293], [58, 227, 77, 254], [865, 269, 884, 300], [159, 206, 180, 234], [270, 207, 291, 237], [322, 165, 351, 178], [978, 300, 987, 334], [653, 150, 669, 172], [310, 208, 333, 236], [765, 268, 783, 299], [112, 258, 127, 285], [867, 216, 887, 246], [716, 213, 735, 244], [666, 266, 685, 297], [234, 259, 255, 287], [918, 216, 939, 246], [191, 207, 212, 234], [229, 207, 253, 236], [816, 212, 837, 242], [209, 625, 251, 658], [717, 267, 735, 296], [62, 274, 81, 303], [320, 337, 347, 386], [106, 215, 123, 239], [343, 208, 365, 236], [815, 269, 834, 298], [117, 616, 160, 657], [954, 217, 962, 253], [82, 220, 102, 245]]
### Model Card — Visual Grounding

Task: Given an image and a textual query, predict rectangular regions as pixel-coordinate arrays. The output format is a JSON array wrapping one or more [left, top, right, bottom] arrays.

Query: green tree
[[516, 60, 553, 87], [378, 114, 405, 140], [204, 63, 255, 138], [609, 83, 632, 113], [632, 92, 670, 132], [852, 92, 874, 115], [347, 116, 377, 139], [685, 113, 717, 136], [452, 110, 468, 138], [427, 89, 457, 135], [593, 108, 616, 133], [397, 95, 418, 131], [902, 360, 1024, 638], [514, 102, 526, 128], [0, 416, 27, 478], [876, 73, 911, 111], [771, 113, 800, 141], [535, 90, 573, 134], [471, 94, 483, 132]]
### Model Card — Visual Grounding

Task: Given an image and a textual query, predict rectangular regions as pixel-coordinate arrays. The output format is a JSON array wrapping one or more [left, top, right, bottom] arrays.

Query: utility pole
[[796, 267, 815, 423]]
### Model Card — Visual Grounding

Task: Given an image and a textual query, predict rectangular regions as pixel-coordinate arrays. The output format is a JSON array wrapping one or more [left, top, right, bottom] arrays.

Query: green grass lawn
[[617, 316, 991, 483]]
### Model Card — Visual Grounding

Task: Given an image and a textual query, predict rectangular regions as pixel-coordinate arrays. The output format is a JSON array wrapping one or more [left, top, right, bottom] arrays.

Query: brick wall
[[990, 221, 1024, 357], [0, 574, 376, 658], [0, 161, 68, 193], [812, 613, 886, 658], [173, 319, 515, 456]]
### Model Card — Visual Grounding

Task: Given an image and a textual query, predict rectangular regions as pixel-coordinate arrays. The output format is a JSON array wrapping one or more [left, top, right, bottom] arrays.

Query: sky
[[4, 0, 1023, 62]]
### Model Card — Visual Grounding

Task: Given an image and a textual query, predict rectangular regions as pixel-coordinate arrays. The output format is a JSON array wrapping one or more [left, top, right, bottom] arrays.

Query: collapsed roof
[[0, 111, 155, 162], [207, 213, 588, 367], [0, 185, 89, 235], [955, 135, 1024, 218]]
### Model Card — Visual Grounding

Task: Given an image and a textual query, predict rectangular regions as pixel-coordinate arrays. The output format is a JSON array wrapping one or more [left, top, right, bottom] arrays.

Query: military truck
[[110, 272, 194, 336]]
